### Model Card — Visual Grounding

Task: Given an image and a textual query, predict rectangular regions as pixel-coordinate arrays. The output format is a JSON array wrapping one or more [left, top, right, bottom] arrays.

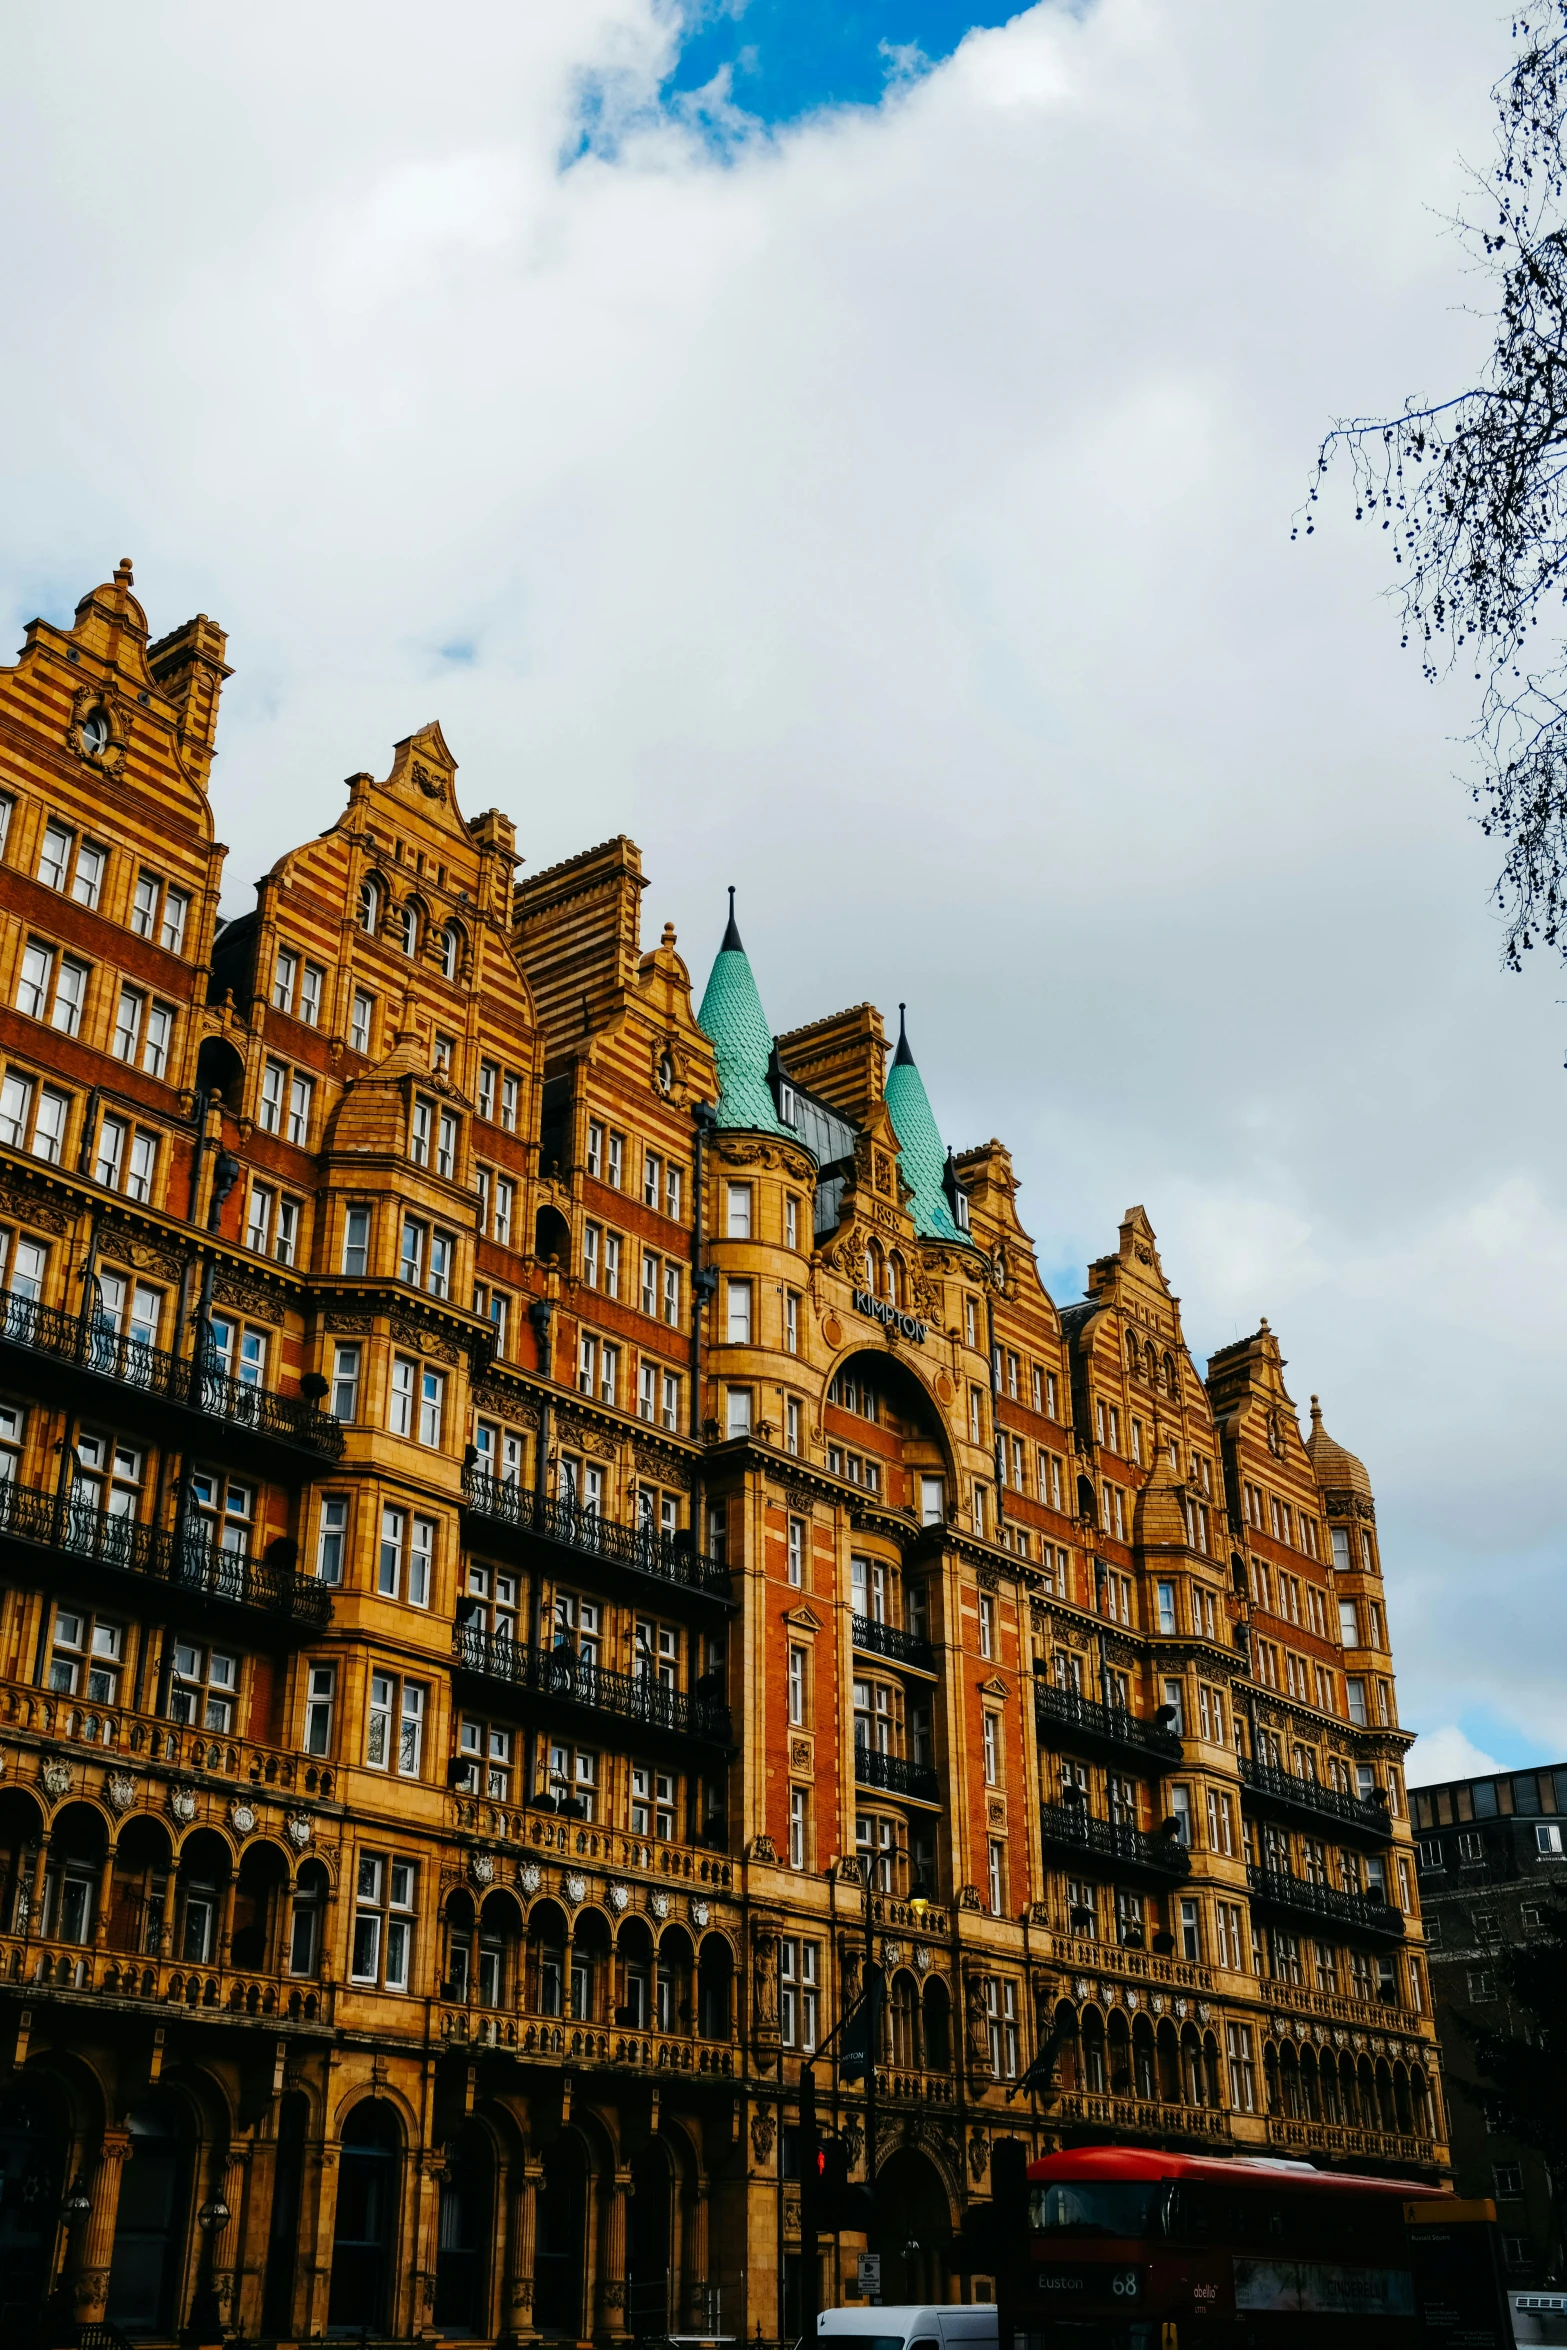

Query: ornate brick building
[[0, 562, 1445, 2346]]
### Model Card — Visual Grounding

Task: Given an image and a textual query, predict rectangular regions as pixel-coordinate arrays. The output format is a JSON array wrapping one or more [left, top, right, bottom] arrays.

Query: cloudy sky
[[1, 0, 1555, 1783]]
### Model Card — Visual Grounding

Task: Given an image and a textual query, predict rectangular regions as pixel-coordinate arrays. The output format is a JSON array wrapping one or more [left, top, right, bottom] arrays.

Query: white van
[[818, 2309, 998, 2350]]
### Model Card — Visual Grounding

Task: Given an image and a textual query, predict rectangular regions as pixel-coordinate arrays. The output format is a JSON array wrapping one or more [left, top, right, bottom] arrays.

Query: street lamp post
[[182, 2193, 231, 2348], [49, 2177, 92, 2349]]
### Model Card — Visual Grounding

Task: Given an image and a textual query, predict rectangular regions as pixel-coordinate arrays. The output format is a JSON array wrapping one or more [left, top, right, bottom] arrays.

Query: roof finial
[[720, 885, 744, 954], [892, 1000, 914, 1067], [1310, 1393, 1322, 1427]]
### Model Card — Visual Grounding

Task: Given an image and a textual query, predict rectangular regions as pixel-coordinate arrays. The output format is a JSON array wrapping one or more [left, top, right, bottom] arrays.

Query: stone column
[[596, 2168, 630, 2343], [506, 2159, 540, 2343], [217, 1873, 239, 1969], [411, 2147, 445, 2340], [21, 1836, 49, 1940], [681, 2176, 709, 2334], [305, 2140, 341, 2340], [72, 2131, 130, 2326], [210, 2146, 250, 2330], [92, 1841, 117, 1949]]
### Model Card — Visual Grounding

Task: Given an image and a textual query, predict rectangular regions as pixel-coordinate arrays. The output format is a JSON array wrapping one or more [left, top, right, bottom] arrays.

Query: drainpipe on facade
[[984, 1288, 1006, 1544], [528, 1295, 554, 1661]]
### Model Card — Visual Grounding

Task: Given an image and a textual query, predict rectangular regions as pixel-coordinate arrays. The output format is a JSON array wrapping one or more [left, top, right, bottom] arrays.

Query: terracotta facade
[[0, 563, 1445, 2346]]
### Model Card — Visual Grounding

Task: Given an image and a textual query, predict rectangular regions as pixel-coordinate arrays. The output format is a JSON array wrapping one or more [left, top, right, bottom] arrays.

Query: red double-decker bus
[[1010, 2145, 1452, 2350]]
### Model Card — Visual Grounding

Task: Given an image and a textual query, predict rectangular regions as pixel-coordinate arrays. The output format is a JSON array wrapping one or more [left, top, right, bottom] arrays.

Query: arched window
[[358, 877, 380, 934], [440, 924, 461, 981], [400, 903, 420, 957]]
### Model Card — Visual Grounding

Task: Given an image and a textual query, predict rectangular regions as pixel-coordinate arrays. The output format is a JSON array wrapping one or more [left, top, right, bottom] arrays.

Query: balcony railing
[[1038, 1800, 1192, 1884], [1246, 1864, 1407, 1943], [1054, 2091, 1230, 2141], [462, 1472, 731, 1600], [0, 1295, 343, 1459], [853, 1745, 941, 1803], [0, 1932, 334, 2026], [452, 1625, 732, 1746], [1240, 1756, 1392, 1844], [851, 1615, 938, 1673], [0, 1479, 331, 1627], [1266, 2115, 1438, 2166], [1034, 1678, 1183, 1766]]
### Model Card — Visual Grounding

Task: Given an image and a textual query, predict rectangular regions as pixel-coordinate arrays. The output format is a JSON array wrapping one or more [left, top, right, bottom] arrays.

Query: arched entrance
[[627, 2141, 673, 2339], [434, 2121, 494, 2336], [106, 2096, 192, 2335], [328, 2101, 401, 2334], [0, 2079, 66, 2331], [533, 2134, 587, 2338], [875, 2145, 952, 2304]]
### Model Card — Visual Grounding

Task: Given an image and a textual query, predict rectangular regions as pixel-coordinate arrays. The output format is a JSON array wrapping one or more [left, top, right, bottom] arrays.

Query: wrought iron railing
[[1034, 1678, 1183, 1763], [851, 1614, 938, 1672], [0, 1295, 343, 1458], [0, 1479, 330, 1626], [852, 1744, 941, 1803], [1038, 1799, 1192, 1882], [1240, 1756, 1391, 1841], [1246, 1864, 1406, 1942], [452, 1625, 732, 1745], [462, 1471, 730, 1598]]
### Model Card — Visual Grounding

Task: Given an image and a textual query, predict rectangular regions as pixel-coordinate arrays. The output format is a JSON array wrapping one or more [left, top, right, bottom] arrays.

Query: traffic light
[[816, 2134, 876, 2235]]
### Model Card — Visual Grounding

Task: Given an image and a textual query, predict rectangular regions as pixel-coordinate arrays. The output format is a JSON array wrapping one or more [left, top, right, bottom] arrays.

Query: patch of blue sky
[[574, 1, 1031, 158]]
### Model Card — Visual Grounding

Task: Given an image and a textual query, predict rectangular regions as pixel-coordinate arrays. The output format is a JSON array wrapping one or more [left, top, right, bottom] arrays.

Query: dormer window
[[400, 904, 420, 957], [358, 877, 380, 933], [777, 1080, 797, 1126], [439, 924, 460, 981], [952, 1187, 970, 1232], [81, 710, 109, 757]]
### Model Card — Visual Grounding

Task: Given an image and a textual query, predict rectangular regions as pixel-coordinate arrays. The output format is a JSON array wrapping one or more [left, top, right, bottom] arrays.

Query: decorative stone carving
[[0, 1185, 68, 1233], [214, 1275, 283, 1320], [753, 1928, 780, 2028], [650, 1890, 671, 1920], [749, 1835, 778, 1864], [469, 1854, 496, 1887], [882, 1939, 902, 1967], [106, 1773, 135, 1812], [750, 2106, 776, 2164], [167, 1785, 196, 1823], [607, 1882, 630, 1912], [564, 1872, 587, 1905], [390, 1315, 460, 1366], [324, 1310, 376, 1334], [913, 1945, 931, 1974], [689, 1899, 710, 1929], [286, 1813, 312, 1847], [40, 1759, 72, 1799], [519, 1862, 542, 1895], [967, 2132, 991, 2182], [229, 1801, 257, 1836]]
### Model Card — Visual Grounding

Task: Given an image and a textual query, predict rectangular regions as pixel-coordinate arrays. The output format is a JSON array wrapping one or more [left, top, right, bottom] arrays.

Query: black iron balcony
[[452, 1624, 732, 1747], [853, 1744, 941, 1803], [462, 1472, 731, 1602], [851, 1614, 938, 1673], [1038, 1799, 1193, 1885], [0, 1478, 330, 1626], [1246, 1864, 1407, 1943], [1034, 1677, 1183, 1766], [0, 1295, 343, 1460], [1240, 1757, 1392, 1846]]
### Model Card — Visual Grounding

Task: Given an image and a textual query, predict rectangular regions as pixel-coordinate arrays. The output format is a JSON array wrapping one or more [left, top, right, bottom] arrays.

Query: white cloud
[[1406, 1726, 1502, 1790], [0, 0, 1558, 1754]]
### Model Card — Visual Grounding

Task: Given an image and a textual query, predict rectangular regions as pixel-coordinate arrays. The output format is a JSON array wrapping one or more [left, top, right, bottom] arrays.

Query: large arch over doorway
[[533, 2132, 587, 2339], [434, 2119, 495, 2336], [328, 2101, 402, 2334], [875, 2144, 954, 2304], [627, 2140, 673, 2340], [106, 2095, 194, 2335]]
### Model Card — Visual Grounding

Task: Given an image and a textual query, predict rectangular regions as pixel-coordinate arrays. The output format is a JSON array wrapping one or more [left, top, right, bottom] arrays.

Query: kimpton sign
[[852, 1287, 928, 1343]]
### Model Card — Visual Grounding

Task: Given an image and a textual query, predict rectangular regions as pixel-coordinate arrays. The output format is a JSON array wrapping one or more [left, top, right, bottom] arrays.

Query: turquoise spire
[[696, 889, 790, 1136], [884, 1003, 967, 1244]]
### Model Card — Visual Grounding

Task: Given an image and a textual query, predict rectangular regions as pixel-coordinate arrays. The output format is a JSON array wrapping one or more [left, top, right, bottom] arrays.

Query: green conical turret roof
[[884, 1004, 967, 1244], [696, 890, 790, 1137]]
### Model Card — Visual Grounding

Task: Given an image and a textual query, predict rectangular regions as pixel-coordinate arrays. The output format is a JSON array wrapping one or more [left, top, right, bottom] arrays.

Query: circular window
[[80, 711, 109, 756]]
